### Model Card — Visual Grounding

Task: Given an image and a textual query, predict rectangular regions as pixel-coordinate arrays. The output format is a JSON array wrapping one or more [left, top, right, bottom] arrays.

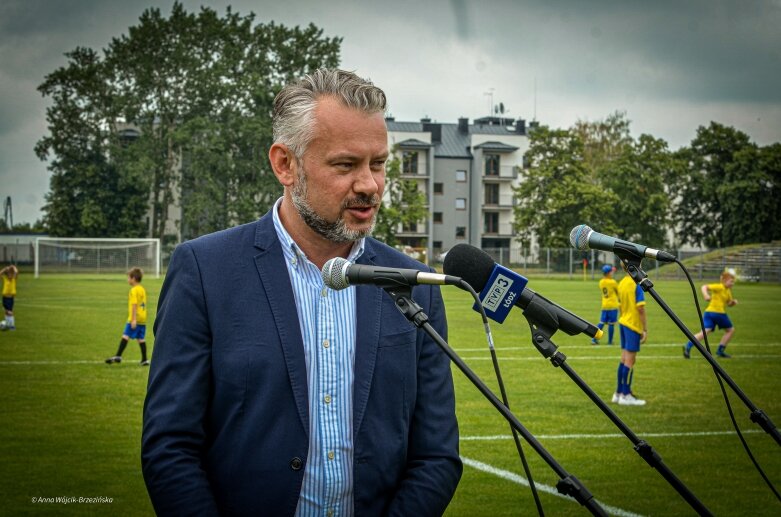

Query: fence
[[434, 245, 781, 283]]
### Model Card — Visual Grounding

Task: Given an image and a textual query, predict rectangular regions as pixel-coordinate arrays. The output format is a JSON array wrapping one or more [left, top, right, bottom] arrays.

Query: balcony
[[482, 165, 517, 181], [482, 194, 515, 210]]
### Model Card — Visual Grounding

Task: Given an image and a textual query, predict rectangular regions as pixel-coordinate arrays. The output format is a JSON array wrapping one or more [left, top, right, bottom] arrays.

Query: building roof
[[396, 138, 432, 149], [386, 118, 525, 159], [472, 140, 520, 152]]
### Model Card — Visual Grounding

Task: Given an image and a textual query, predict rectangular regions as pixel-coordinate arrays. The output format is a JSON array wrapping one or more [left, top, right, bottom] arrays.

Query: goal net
[[35, 238, 161, 278]]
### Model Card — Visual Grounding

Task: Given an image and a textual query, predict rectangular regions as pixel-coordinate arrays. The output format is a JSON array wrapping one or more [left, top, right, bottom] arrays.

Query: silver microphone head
[[569, 224, 593, 251], [321, 257, 351, 290]]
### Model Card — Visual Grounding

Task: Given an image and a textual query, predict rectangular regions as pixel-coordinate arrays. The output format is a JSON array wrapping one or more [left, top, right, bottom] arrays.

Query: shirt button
[[327, 451, 334, 460], [321, 287, 328, 297], [327, 510, 334, 517], [323, 339, 330, 348], [324, 394, 331, 404]]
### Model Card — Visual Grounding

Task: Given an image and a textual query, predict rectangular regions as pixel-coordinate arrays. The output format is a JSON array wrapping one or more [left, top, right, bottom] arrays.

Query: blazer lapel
[[352, 248, 382, 437], [253, 214, 309, 434]]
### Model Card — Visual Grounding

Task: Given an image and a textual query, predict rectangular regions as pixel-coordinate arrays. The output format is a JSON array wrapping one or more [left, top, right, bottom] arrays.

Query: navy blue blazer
[[142, 212, 462, 516]]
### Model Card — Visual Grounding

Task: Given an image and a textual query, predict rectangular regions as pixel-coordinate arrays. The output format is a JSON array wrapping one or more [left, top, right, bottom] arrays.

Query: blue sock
[[626, 367, 634, 395], [685, 341, 693, 353], [607, 324, 615, 344], [717, 344, 726, 355], [617, 363, 626, 394]]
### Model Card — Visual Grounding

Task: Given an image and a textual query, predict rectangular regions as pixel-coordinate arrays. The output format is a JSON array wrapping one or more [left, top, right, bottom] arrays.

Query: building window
[[433, 240, 442, 249], [484, 212, 499, 234], [402, 151, 418, 174], [433, 212, 443, 224], [456, 227, 466, 239], [485, 153, 500, 176], [402, 222, 418, 233], [456, 170, 467, 182], [455, 198, 466, 210], [484, 184, 499, 205], [434, 182, 444, 195]]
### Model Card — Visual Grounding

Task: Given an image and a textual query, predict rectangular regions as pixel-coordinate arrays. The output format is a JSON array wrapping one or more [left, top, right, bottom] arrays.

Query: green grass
[[1, 274, 780, 515]]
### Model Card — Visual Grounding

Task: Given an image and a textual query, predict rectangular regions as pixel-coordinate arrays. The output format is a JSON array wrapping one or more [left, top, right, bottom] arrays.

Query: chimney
[[420, 117, 431, 123], [385, 116, 395, 122], [515, 118, 526, 135], [458, 117, 469, 134]]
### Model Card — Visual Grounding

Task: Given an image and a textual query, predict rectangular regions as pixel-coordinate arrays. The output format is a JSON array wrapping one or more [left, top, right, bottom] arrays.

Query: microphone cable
[[677, 259, 780, 502], [455, 278, 545, 516]]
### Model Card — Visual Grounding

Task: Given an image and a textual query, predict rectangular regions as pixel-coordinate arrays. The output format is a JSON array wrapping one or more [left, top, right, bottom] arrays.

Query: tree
[[513, 126, 619, 248], [672, 122, 755, 247], [374, 152, 429, 247], [37, 2, 341, 240], [602, 134, 675, 248], [35, 47, 149, 237]]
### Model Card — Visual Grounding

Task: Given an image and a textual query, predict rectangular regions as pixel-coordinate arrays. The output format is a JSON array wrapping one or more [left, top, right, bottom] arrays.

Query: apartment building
[[386, 116, 530, 262]]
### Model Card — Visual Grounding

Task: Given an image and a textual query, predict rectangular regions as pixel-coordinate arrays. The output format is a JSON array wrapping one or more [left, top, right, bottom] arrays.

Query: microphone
[[569, 224, 676, 263], [443, 244, 603, 339], [321, 256, 462, 291]]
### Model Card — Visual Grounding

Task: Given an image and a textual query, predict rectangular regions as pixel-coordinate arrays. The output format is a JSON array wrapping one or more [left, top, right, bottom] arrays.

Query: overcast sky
[[1, 0, 780, 225]]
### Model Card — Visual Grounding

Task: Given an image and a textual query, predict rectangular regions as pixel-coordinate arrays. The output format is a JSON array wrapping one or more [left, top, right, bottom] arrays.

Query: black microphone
[[443, 244, 603, 339], [321, 256, 462, 291], [570, 224, 676, 263]]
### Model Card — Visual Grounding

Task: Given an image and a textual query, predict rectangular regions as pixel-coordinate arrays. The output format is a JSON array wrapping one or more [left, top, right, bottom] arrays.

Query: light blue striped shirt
[[273, 199, 363, 517]]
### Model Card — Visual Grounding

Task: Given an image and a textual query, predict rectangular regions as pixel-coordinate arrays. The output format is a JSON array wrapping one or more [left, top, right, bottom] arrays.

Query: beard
[[290, 167, 380, 243]]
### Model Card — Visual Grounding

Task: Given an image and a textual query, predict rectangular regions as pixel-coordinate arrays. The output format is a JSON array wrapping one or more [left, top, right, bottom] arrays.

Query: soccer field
[[1, 274, 779, 515]]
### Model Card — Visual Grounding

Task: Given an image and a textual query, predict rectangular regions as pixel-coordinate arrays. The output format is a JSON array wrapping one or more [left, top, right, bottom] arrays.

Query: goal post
[[34, 237, 161, 278]]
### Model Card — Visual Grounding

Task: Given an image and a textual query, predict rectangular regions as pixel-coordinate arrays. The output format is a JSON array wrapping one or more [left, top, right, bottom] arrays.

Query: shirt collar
[[271, 197, 365, 269]]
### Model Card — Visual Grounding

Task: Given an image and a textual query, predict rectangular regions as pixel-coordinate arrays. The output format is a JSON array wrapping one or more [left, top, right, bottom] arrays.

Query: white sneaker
[[611, 392, 621, 403], [618, 393, 646, 406]]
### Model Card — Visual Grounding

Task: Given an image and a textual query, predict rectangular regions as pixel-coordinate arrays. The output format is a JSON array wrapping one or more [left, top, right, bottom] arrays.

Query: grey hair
[[272, 68, 387, 159]]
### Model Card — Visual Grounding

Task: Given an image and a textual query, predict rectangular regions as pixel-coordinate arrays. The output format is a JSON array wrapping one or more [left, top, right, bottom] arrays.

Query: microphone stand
[[520, 309, 712, 516], [382, 285, 608, 517], [619, 255, 781, 446]]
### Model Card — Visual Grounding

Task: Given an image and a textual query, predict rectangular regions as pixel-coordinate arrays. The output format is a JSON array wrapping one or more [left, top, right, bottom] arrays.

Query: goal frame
[[34, 237, 161, 278]]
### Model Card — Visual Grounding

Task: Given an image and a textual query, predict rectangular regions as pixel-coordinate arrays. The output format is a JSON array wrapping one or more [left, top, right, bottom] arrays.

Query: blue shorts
[[600, 309, 618, 324], [123, 323, 146, 340], [703, 312, 732, 331], [620, 325, 642, 352], [2, 297, 13, 312]]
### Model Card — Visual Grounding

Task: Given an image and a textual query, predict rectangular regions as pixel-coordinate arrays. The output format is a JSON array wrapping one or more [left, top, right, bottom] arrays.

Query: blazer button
[[290, 457, 303, 471]]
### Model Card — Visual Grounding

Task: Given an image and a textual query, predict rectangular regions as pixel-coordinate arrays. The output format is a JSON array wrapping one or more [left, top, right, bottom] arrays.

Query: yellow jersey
[[599, 277, 619, 310], [128, 284, 148, 324], [704, 283, 733, 314], [2, 274, 16, 297], [618, 276, 646, 334]]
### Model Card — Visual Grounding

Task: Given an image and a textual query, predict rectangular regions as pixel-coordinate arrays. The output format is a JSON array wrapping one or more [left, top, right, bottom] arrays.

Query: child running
[[592, 264, 619, 345], [684, 268, 738, 359], [106, 267, 149, 366]]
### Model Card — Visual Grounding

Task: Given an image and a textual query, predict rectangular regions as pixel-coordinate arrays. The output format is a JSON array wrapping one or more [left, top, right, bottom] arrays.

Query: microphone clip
[[617, 255, 654, 292], [382, 285, 429, 329]]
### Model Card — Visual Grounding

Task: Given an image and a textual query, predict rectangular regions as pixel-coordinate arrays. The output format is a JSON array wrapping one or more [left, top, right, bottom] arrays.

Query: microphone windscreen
[[322, 257, 350, 290], [442, 244, 496, 291], [569, 224, 592, 250]]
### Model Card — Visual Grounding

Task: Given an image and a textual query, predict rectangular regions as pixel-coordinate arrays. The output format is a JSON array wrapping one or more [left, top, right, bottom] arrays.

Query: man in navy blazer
[[142, 69, 462, 516]]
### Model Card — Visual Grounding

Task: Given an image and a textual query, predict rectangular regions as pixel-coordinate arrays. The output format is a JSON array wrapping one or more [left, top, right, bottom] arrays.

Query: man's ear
[[269, 143, 297, 187]]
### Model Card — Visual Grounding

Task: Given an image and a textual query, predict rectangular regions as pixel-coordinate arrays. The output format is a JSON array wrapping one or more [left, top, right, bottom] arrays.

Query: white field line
[[455, 342, 781, 352], [461, 429, 764, 441], [456, 354, 781, 361], [461, 456, 645, 517], [0, 360, 107, 365]]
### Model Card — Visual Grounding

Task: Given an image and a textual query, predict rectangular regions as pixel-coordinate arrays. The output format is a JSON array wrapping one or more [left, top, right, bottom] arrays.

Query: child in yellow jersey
[[613, 270, 648, 406], [592, 264, 619, 345], [1, 264, 18, 330], [684, 268, 738, 359], [106, 267, 149, 365]]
